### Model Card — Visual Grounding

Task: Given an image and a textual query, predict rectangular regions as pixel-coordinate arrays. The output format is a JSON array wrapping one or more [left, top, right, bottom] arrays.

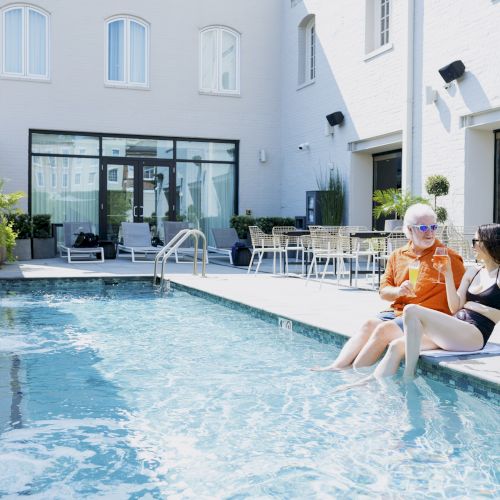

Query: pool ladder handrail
[[153, 228, 207, 288]]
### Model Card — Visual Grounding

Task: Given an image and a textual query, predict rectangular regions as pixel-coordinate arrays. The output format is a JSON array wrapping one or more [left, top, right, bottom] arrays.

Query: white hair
[[403, 203, 436, 238]]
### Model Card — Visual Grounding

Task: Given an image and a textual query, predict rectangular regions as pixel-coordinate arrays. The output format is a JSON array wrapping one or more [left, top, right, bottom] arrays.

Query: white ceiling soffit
[[348, 130, 402, 154], [460, 106, 500, 130]]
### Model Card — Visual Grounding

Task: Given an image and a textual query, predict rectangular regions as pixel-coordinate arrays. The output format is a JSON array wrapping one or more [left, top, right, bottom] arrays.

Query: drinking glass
[[433, 247, 448, 284], [408, 260, 420, 296]]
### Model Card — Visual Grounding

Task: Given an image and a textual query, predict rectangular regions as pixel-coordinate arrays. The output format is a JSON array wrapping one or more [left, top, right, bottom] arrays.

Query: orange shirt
[[380, 239, 465, 316]]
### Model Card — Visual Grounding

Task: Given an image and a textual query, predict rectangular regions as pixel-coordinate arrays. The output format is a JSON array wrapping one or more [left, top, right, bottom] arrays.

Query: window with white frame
[[298, 15, 315, 86], [2, 4, 49, 79], [108, 168, 118, 183], [199, 26, 240, 95], [106, 16, 149, 86], [365, 0, 391, 54]]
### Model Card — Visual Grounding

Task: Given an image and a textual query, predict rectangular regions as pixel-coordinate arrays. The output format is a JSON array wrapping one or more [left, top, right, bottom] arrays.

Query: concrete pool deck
[[1, 255, 499, 398]]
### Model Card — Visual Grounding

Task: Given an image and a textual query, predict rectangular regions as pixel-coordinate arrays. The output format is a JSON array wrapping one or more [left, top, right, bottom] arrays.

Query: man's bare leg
[[311, 319, 382, 371], [351, 320, 404, 368]]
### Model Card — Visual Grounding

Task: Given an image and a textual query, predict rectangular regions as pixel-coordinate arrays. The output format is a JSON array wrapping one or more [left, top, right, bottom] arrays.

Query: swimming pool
[[0, 279, 498, 498]]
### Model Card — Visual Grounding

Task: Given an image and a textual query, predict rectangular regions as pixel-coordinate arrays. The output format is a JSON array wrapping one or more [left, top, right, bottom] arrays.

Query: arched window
[[2, 4, 49, 79], [200, 26, 240, 95], [298, 15, 315, 86], [106, 16, 149, 86]]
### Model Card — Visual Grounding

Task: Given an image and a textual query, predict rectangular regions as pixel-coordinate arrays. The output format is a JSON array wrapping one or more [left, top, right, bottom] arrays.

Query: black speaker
[[326, 111, 344, 127], [438, 60, 465, 84]]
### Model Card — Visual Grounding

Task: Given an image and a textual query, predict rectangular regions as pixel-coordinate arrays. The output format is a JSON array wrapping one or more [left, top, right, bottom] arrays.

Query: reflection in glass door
[[102, 160, 174, 241]]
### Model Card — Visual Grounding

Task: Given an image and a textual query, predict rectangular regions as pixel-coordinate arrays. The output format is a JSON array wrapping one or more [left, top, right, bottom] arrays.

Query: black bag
[[73, 232, 99, 248], [151, 236, 164, 247]]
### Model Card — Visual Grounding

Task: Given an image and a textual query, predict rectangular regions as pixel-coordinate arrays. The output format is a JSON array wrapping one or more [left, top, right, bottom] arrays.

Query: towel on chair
[[421, 342, 500, 358]]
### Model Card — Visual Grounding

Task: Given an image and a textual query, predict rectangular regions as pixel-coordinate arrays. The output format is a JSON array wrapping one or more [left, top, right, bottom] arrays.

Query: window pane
[[130, 21, 146, 83], [31, 157, 100, 229], [102, 137, 173, 158], [201, 30, 217, 90], [4, 8, 23, 73], [221, 31, 236, 91], [176, 162, 235, 246], [108, 20, 124, 81], [28, 9, 46, 76], [31, 133, 99, 155], [495, 132, 500, 223], [177, 141, 236, 162]]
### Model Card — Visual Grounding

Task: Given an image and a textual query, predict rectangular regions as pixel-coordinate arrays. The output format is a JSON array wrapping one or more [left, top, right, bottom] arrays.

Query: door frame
[[100, 157, 175, 238]]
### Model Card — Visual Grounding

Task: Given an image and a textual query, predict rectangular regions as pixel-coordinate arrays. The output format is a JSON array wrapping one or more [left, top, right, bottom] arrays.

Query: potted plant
[[32, 214, 56, 259], [425, 175, 450, 224], [8, 213, 32, 260], [373, 188, 429, 231], [0, 179, 24, 265]]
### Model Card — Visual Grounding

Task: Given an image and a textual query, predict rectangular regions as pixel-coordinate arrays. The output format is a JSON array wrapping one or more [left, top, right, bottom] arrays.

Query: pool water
[[0, 280, 498, 498]]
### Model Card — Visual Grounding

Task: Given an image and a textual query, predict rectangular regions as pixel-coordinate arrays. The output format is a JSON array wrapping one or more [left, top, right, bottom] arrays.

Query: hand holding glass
[[407, 260, 420, 297], [433, 247, 448, 284]]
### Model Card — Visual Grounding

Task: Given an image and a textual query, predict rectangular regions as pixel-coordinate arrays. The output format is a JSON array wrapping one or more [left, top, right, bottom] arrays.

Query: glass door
[[372, 151, 402, 230], [101, 159, 174, 241]]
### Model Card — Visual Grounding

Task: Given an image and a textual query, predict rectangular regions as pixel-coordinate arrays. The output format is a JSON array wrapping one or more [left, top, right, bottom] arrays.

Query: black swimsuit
[[454, 267, 500, 347]]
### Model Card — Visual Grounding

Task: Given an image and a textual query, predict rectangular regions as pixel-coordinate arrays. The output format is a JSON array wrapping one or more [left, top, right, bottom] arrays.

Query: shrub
[[230, 215, 256, 239], [230, 215, 296, 238], [255, 217, 295, 234], [7, 213, 32, 239], [32, 214, 52, 238]]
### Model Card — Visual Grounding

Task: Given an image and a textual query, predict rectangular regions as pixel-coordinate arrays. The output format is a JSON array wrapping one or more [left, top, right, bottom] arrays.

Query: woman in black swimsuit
[[364, 224, 500, 380]]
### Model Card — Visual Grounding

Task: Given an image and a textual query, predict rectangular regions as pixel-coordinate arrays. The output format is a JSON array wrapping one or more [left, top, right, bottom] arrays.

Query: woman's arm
[[443, 262, 474, 314]]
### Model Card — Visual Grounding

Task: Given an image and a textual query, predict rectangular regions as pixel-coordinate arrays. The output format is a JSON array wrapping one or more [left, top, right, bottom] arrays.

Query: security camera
[[298, 142, 310, 150]]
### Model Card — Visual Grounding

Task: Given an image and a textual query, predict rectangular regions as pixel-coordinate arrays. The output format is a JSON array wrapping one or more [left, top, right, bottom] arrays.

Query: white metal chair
[[247, 226, 287, 274], [272, 225, 304, 274], [58, 222, 104, 263]]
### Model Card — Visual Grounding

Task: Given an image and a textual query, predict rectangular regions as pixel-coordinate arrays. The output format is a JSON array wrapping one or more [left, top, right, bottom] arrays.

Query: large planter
[[13, 238, 32, 260], [32, 237, 56, 259]]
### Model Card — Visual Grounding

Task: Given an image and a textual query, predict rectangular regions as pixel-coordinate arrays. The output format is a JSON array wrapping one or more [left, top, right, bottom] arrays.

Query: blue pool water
[[0, 279, 498, 498]]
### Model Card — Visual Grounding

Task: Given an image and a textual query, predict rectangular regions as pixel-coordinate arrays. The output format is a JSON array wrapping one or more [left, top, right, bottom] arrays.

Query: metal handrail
[[153, 229, 207, 289]]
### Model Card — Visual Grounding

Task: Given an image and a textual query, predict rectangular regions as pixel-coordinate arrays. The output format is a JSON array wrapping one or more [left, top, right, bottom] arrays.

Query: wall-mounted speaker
[[326, 111, 344, 127], [438, 60, 465, 84]]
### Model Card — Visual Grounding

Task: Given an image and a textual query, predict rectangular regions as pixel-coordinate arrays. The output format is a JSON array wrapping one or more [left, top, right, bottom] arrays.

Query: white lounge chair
[[117, 222, 160, 262], [58, 222, 104, 263], [209, 228, 241, 264]]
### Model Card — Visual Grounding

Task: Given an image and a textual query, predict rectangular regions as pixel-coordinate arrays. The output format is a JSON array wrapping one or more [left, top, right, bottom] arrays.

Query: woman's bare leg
[[402, 304, 484, 378], [352, 321, 403, 368], [311, 318, 382, 371]]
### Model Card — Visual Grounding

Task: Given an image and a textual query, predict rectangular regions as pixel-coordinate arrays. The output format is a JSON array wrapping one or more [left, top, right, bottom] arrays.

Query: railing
[[153, 229, 207, 290]]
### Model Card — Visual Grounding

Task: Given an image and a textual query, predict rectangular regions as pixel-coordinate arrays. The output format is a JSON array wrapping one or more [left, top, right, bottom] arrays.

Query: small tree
[[0, 179, 24, 261], [425, 175, 450, 223]]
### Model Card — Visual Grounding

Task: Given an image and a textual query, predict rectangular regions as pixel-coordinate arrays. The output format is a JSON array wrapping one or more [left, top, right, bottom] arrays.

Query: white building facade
[[0, 0, 499, 242]]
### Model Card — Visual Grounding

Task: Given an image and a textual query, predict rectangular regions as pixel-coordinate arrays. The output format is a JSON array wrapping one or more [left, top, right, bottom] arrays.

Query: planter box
[[14, 239, 32, 261], [32, 237, 56, 259]]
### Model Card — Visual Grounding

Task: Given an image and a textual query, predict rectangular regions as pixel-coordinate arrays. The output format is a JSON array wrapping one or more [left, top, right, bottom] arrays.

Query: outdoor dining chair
[[247, 226, 287, 274]]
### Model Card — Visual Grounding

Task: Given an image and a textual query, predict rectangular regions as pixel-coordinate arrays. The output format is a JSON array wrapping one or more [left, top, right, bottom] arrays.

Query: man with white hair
[[312, 203, 465, 371]]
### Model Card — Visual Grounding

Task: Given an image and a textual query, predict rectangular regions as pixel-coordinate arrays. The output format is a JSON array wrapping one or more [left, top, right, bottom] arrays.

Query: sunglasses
[[411, 224, 438, 233], [472, 238, 482, 246]]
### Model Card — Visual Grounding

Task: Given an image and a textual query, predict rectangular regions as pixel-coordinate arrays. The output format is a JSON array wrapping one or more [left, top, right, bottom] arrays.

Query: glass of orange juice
[[433, 247, 448, 283], [408, 260, 420, 296]]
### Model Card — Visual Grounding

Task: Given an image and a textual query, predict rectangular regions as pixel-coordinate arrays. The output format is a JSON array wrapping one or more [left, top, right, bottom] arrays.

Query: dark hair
[[477, 224, 500, 264]]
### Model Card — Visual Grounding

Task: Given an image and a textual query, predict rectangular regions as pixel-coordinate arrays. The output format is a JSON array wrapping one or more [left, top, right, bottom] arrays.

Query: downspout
[[402, 0, 415, 193]]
